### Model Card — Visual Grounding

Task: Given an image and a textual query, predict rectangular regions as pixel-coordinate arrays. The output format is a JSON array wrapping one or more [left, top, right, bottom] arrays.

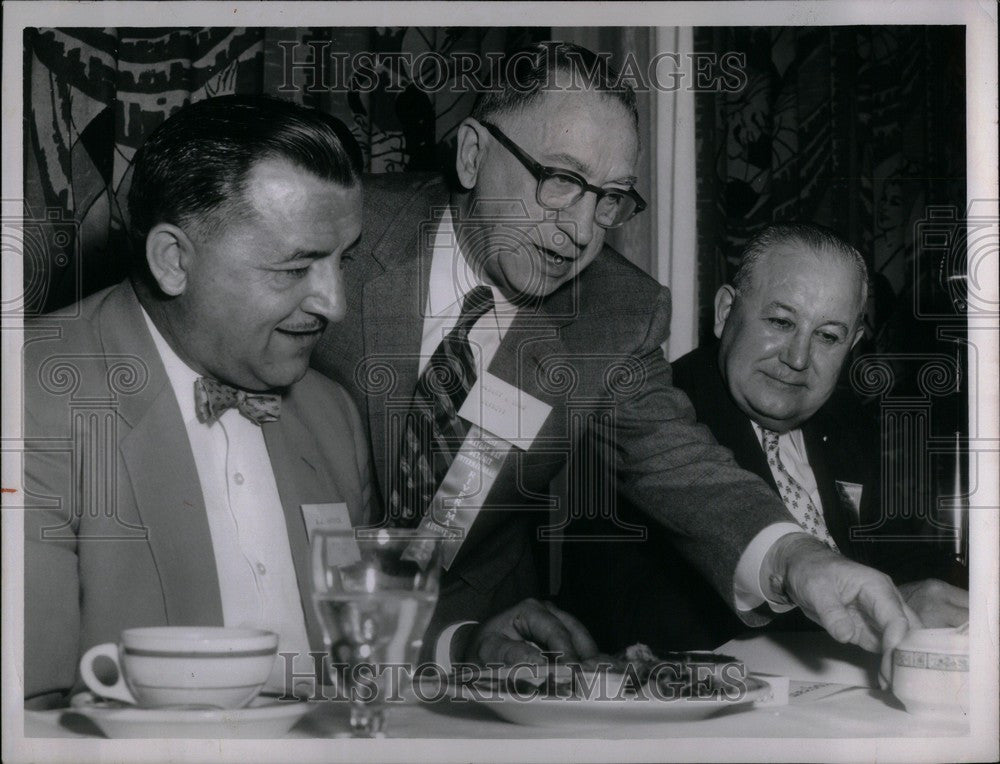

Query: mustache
[[277, 320, 326, 333]]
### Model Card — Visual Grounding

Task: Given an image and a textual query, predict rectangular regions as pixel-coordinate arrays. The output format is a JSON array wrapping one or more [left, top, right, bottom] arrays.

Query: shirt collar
[[750, 419, 807, 459], [141, 307, 203, 425], [427, 208, 515, 319]]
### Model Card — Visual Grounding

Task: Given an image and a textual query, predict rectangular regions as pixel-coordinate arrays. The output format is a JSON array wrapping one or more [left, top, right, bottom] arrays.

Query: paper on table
[[717, 631, 878, 688]]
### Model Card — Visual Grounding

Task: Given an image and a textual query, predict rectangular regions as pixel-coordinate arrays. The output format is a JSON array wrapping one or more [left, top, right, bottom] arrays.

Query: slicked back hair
[[470, 41, 639, 131], [127, 94, 363, 272], [732, 223, 871, 321]]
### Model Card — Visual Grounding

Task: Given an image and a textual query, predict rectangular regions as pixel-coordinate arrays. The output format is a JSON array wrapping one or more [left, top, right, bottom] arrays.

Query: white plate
[[430, 671, 773, 727], [68, 692, 313, 738]]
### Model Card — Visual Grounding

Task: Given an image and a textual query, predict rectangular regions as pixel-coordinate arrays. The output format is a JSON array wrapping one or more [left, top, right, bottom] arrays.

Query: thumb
[[806, 585, 857, 644]]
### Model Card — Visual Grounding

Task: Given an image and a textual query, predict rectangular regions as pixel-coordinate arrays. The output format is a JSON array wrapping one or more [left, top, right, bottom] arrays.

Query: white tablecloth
[[23, 633, 969, 740]]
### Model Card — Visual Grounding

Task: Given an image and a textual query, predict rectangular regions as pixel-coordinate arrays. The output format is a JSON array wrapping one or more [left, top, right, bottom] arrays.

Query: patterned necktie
[[193, 377, 281, 426], [388, 286, 495, 526], [761, 428, 838, 550]]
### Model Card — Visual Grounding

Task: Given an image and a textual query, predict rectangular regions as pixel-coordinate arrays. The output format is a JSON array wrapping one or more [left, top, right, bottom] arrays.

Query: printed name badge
[[457, 371, 551, 449], [301, 502, 361, 570]]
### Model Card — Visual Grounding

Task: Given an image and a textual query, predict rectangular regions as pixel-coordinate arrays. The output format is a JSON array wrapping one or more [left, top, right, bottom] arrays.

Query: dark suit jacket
[[23, 281, 373, 700], [311, 173, 797, 650], [559, 343, 960, 653]]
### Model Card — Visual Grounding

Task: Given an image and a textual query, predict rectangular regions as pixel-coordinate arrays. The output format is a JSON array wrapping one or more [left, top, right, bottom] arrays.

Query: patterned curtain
[[23, 26, 547, 314], [694, 26, 966, 362]]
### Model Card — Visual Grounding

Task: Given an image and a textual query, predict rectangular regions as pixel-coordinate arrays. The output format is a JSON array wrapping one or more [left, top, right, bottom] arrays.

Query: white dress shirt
[[419, 208, 518, 376], [423, 212, 800, 626], [142, 311, 312, 690]]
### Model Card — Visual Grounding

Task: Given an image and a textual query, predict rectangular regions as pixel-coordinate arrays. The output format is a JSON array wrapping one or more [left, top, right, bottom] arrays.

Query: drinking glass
[[311, 527, 442, 737]]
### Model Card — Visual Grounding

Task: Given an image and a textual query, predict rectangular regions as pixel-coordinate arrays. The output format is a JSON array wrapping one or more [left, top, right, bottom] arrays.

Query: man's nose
[[300, 257, 347, 323], [555, 192, 598, 249], [780, 330, 811, 371]]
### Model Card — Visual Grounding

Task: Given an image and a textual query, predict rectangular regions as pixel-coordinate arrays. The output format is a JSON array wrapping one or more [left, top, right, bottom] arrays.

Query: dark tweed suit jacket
[[311, 173, 797, 649], [559, 343, 960, 653]]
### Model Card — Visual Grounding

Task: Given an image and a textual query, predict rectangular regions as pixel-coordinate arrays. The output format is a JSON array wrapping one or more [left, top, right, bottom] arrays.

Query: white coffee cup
[[79, 626, 278, 709], [891, 627, 969, 719]]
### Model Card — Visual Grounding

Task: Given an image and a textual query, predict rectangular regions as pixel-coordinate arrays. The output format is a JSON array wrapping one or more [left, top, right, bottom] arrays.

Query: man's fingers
[[859, 579, 913, 646], [509, 601, 581, 661], [945, 584, 970, 609], [541, 601, 599, 660], [919, 602, 968, 628], [806, 581, 858, 645], [477, 633, 544, 666]]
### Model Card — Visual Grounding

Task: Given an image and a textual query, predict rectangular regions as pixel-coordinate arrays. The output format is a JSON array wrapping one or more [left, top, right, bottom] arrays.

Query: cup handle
[[79, 643, 137, 704]]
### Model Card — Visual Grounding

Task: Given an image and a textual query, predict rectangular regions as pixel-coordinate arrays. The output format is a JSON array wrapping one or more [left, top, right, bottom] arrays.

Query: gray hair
[[470, 41, 639, 131], [732, 223, 871, 317]]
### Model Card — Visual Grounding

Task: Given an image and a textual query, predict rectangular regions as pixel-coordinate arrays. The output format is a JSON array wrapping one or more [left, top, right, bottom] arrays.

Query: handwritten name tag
[[301, 502, 352, 544], [302, 503, 361, 580], [457, 371, 551, 448]]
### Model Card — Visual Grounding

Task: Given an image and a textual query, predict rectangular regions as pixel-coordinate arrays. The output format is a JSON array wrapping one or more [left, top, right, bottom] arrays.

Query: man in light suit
[[560, 223, 968, 652], [23, 96, 372, 705], [312, 43, 919, 673]]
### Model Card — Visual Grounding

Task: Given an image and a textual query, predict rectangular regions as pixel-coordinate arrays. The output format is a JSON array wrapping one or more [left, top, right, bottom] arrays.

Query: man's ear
[[146, 223, 193, 297], [713, 285, 736, 339], [455, 118, 487, 191]]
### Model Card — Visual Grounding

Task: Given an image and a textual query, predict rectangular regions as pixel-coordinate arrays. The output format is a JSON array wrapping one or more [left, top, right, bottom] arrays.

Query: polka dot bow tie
[[194, 377, 281, 426]]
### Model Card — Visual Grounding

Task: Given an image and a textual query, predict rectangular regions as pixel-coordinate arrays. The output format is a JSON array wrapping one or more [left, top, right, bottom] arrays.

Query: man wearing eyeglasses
[[312, 42, 918, 679]]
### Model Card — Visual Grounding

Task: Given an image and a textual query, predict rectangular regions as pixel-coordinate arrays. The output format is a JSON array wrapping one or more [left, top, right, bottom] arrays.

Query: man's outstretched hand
[[462, 598, 600, 666], [898, 579, 969, 628], [763, 533, 924, 687]]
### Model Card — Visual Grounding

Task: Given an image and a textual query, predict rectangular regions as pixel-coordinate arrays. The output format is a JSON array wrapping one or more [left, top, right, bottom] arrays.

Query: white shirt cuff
[[434, 620, 478, 672], [733, 523, 806, 613]]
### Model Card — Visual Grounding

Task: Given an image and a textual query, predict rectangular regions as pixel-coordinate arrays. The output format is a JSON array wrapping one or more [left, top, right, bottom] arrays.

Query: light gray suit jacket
[[23, 281, 372, 700], [312, 174, 795, 647]]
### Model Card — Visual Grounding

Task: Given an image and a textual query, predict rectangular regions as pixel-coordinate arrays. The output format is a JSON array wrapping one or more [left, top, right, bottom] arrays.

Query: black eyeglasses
[[479, 121, 647, 229]]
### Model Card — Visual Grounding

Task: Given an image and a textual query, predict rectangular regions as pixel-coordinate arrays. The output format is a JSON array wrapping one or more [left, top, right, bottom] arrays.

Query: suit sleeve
[[600, 286, 795, 617]]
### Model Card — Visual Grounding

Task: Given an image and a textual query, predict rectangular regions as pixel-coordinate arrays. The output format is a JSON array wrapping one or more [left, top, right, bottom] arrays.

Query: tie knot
[[762, 428, 780, 451]]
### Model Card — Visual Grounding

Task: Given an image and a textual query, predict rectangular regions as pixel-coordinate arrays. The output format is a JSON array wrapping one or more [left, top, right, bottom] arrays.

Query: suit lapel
[[450, 292, 574, 562], [732, 417, 777, 492], [694, 352, 777, 492], [358, 190, 444, 490], [262, 411, 333, 652], [361, 259, 426, 489], [101, 284, 224, 626], [803, 422, 856, 556]]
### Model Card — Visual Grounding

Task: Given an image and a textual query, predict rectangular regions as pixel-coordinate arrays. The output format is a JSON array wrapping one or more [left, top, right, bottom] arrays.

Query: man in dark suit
[[560, 223, 968, 653], [23, 96, 373, 704], [312, 44, 920, 674]]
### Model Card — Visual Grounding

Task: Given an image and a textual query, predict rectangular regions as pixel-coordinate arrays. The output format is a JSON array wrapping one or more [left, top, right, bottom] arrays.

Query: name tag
[[457, 371, 551, 448], [302, 503, 361, 581], [301, 502, 352, 544]]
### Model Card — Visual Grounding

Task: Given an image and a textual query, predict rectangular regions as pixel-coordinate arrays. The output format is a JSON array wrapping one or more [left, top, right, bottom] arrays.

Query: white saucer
[[68, 692, 313, 738]]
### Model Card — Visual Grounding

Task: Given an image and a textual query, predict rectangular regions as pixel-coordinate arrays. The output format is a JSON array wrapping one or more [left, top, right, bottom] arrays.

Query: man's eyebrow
[[545, 153, 638, 187], [817, 320, 851, 334], [278, 233, 362, 263], [279, 250, 328, 262], [766, 300, 798, 314], [766, 301, 850, 332]]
